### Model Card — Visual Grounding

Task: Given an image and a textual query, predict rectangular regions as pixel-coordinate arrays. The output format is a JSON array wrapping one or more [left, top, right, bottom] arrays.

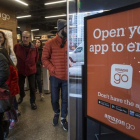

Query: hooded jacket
[[14, 42, 39, 76], [42, 34, 67, 81]]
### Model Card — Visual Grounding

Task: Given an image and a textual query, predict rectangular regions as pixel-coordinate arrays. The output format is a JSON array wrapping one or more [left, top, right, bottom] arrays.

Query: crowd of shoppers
[[0, 19, 68, 139]]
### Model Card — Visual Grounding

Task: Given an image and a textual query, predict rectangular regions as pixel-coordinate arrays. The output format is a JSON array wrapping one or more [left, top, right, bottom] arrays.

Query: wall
[[0, 6, 17, 47]]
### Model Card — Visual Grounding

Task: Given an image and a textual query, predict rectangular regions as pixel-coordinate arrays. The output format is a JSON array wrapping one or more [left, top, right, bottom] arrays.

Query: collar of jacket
[[20, 42, 35, 49], [56, 34, 67, 43]]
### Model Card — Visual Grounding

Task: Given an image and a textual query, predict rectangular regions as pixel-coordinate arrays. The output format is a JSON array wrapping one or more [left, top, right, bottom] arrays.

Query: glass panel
[[68, 0, 140, 140]]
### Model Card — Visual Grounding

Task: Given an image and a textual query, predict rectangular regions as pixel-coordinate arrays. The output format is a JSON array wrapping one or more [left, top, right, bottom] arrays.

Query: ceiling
[[0, 0, 67, 32]]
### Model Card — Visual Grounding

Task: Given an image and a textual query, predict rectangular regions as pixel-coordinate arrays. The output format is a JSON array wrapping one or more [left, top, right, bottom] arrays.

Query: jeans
[[14, 96, 18, 110], [50, 76, 68, 119], [35, 74, 42, 93], [18, 74, 36, 104]]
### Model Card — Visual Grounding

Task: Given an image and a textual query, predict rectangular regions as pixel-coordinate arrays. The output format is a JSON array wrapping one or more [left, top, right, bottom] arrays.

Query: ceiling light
[[15, 0, 28, 6], [17, 26, 20, 28], [45, 14, 66, 19], [44, 0, 73, 5], [31, 29, 39, 31], [16, 15, 31, 19], [54, 27, 58, 29]]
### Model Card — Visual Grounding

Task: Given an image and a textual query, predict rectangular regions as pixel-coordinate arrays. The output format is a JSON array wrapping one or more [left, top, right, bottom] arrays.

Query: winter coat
[[0, 53, 9, 88], [14, 42, 39, 76], [42, 34, 67, 81], [6, 65, 19, 96], [36, 47, 43, 75]]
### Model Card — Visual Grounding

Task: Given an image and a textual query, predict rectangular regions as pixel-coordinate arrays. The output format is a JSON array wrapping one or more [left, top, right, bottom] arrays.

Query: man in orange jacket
[[42, 19, 68, 131]]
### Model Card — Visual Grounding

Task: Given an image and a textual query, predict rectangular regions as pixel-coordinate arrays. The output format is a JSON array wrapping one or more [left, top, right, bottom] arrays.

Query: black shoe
[[31, 103, 37, 110], [61, 119, 68, 131], [53, 114, 59, 126], [17, 97, 23, 104], [3, 120, 10, 138]]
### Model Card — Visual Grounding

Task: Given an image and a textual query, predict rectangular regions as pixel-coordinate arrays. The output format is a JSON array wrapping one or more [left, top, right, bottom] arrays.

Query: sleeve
[[0, 54, 10, 86], [6, 66, 19, 95], [9, 47, 17, 66], [41, 42, 55, 73]]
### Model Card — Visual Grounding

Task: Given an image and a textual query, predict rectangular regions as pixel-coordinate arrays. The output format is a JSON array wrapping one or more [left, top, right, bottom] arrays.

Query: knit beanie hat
[[57, 19, 67, 32]]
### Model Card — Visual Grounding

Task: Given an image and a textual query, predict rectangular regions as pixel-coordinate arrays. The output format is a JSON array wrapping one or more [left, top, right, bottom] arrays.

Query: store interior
[[0, 0, 140, 140]]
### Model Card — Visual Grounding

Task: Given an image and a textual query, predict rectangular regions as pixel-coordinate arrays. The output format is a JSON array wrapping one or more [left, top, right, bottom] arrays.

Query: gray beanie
[[57, 19, 67, 32]]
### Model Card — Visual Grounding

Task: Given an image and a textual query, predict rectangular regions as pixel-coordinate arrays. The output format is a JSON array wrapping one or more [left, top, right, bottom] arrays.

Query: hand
[[52, 70, 55, 74], [52, 67, 55, 74], [69, 59, 73, 67]]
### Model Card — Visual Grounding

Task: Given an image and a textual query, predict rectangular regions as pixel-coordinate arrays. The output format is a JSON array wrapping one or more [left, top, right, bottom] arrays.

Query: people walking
[[0, 47, 10, 139], [14, 31, 39, 110], [0, 31, 21, 117], [42, 19, 68, 131], [35, 39, 44, 100], [0, 48, 19, 129]]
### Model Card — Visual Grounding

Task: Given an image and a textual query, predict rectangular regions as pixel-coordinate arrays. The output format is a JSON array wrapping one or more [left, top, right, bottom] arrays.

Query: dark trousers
[[50, 76, 68, 119], [6, 96, 17, 121], [35, 74, 42, 93], [0, 113, 4, 140], [14, 96, 18, 110], [18, 74, 36, 104]]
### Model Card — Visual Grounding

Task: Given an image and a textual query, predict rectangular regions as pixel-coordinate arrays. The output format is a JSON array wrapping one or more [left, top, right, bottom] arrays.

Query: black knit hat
[[57, 19, 67, 32]]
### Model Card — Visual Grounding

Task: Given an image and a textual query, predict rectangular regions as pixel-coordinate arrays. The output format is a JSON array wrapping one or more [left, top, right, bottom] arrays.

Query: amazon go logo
[[111, 64, 133, 89], [0, 13, 10, 21]]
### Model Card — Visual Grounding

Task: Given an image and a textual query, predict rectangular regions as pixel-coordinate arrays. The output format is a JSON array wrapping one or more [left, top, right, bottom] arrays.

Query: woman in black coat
[[35, 39, 44, 100], [0, 48, 10, 140]]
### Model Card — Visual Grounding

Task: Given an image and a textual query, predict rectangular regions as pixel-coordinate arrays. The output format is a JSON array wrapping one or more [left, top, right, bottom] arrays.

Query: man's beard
[[61, 29, 67, 38]]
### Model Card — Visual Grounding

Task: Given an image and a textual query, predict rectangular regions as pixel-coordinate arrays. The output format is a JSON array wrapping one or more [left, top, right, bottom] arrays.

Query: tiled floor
[[6, 92, 68, 140]]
